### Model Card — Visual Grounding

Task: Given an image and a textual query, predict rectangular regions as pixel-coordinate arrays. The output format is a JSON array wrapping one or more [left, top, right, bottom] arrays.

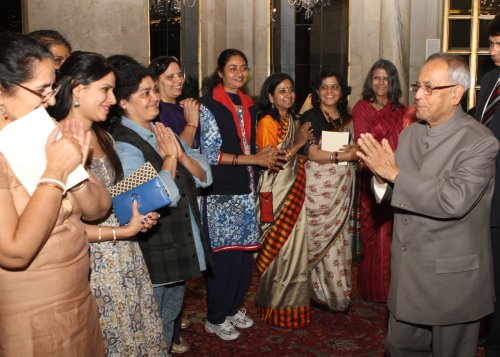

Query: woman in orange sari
[[255, 73, 313, 328]]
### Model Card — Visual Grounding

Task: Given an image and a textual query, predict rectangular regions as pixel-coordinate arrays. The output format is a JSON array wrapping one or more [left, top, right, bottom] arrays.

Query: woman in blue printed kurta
[[199, 49, 279, 341]]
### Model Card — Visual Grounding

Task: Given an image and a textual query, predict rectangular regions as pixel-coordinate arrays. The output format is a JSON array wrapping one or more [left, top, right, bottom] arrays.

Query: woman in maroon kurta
[[352, 59, 405, 303]]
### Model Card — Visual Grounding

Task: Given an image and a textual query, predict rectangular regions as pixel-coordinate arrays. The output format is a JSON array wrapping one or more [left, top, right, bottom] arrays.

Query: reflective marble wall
[[24, 0, 150, 65], [349, 0, 442, 106], [22, 0, 443, 101], [199, 0, 269, 95]]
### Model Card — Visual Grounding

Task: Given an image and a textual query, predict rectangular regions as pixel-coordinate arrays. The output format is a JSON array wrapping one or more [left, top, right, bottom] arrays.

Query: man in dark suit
[[475, 13, 500, 357], [357, 53, 499, 356]]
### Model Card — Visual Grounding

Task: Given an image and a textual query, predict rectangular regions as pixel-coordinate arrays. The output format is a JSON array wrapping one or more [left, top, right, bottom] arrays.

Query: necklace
[[320, 107, 344, 131], [320, 106, 340, 121], [372, 98, 387, 109]]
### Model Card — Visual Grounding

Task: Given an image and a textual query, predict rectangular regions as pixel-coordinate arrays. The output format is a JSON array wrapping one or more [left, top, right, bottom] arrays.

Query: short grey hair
[[426, 52, 470, 89]]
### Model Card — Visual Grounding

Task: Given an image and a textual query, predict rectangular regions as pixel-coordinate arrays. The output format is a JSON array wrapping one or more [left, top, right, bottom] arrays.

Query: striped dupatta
[[255, 115, 310, 329]]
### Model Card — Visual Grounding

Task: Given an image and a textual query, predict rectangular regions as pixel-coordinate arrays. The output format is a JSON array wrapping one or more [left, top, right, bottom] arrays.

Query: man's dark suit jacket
[[476, 67, 500, 226]]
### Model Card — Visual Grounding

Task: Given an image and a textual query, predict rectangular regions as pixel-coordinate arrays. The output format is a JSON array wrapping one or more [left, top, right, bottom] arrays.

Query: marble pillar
[[199, 0, 269, 96], [23, 0, 150, 65], [380, 0, 411, 105], [408, 0, 443, 104]]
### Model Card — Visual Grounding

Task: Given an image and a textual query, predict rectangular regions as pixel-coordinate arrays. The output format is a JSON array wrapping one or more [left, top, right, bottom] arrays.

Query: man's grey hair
[[426, 52, 470, 89]]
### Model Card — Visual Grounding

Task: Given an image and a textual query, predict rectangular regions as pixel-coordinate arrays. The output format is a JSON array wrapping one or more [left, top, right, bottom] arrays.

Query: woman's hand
[[44, 123, 82, 180], [172, 131, 186, 162], [338, 144, 359, 162], [124, 201, 159, 235], [154, 122, 179, 159], [65, 119, 91, 165], [255, 145, 281, 170], [295, 122, 314, 147], [179, 98, 200, 127]]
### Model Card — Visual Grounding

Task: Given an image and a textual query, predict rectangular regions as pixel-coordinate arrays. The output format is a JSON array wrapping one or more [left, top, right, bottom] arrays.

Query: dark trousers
[[485, 227, 500, 357], [386, 313, 480, 357], [205, 250, 253, 324]]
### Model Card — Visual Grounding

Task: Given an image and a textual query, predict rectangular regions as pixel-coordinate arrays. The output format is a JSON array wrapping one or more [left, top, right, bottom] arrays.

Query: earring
[[0, 107, 8, 120], [73, 99, 80, 108]]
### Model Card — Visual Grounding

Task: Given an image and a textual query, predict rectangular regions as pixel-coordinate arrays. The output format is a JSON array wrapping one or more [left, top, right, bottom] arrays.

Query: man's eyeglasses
[[410, 83, 458, 96], [7, 80, 61, 103]]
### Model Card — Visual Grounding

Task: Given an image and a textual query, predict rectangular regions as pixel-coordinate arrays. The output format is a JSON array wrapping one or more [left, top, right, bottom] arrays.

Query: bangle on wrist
[[70, 180, 87, 192], [185, 124, 198, 129], [98, 227, 102, 242], [330, 151, 339, 165], [38, 178, 66, 195], [164, 154, 177, 160], [231, 154, 239, 166], [285, 149, 293, 161], [112, 228, 117, 245]]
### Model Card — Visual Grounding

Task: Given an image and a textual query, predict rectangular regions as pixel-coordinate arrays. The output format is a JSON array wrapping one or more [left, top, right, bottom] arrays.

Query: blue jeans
[[153, 282, 185, 350]]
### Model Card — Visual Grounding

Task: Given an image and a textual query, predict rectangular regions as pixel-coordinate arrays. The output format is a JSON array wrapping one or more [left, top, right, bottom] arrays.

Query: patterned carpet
[[179, 267, 486, 357]]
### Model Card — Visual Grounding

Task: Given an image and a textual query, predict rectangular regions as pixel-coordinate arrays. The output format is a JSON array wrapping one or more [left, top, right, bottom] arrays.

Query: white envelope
[[321, 131, 350, 166], [0, 107, 88, 194]]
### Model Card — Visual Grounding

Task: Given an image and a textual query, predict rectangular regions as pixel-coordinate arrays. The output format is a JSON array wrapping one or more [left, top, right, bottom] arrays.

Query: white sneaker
[[204, 320, 240, 340], [226, 308, 254, 328]]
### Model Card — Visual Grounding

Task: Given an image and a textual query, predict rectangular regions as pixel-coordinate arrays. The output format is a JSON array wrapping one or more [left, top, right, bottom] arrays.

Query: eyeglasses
[[410, 83, 458, 96], [319, 83, 340, 91], [226, 65, 250, 74], [7, 80, 61, 103]]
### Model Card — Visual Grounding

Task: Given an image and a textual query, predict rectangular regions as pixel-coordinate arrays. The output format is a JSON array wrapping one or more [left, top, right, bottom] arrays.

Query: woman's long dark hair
[[361, 58, 403, 108], [205, 48, 248, 93], [310, 69, 351, 119], [257, 72, 296, 122], [48, 51, 123, 182]]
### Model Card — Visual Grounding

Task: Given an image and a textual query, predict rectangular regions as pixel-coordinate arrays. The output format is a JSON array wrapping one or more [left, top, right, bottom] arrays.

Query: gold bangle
[[164, 155, 177, 160], [70, 180, 87, 192], [285, 150, 293, 161], [185, 124, 198, 129], [98, 227, 102, 242], [112, 228, 117, 245]]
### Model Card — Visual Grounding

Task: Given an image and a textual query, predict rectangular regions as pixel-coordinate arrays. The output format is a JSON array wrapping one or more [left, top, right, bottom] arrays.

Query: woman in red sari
[[352, 59, 405, 303]]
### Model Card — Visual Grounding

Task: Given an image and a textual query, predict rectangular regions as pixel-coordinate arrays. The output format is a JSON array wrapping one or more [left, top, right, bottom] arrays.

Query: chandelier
[[287, 0, 332, 19], [479, 0, 499, 15], [150, 0, 197, 20]]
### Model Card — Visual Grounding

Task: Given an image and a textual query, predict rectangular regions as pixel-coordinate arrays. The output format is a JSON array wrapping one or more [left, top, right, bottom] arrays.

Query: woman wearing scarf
[[199, 48, 277, 341]]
